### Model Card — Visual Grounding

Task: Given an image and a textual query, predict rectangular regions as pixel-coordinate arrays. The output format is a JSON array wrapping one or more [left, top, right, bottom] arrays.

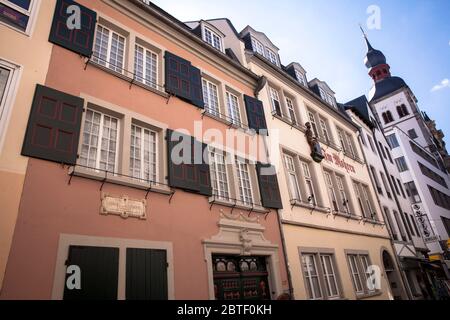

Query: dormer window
[[203, 26, 223, 52], [266, 48, 279, 66], [295, 70, 307, 86], [251, 37, 265, 56], [319, 87, 336, 108]]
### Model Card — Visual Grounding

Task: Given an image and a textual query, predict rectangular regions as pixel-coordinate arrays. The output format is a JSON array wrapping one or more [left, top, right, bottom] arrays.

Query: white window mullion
[[95, 114, 105, 170]]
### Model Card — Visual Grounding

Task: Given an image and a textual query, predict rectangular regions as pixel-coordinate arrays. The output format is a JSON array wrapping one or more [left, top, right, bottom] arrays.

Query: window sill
[[332, 212, 362, 221], [202, 110, 254, 135], [290, 200, 331, 214], [0, 20, 31, 37], [87, 60, 169, 99], [362, 218, 385, 226], [209, 197, 269, 214], [68, 166, 173, 196], [356, 291, 383, 300]]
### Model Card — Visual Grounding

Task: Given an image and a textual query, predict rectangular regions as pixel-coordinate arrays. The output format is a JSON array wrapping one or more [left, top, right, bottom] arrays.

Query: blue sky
[[152, 0, 450, 144]]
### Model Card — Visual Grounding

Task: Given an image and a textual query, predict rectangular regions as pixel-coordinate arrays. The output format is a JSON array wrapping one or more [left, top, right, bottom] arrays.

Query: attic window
[[251, 37, 265, 56], [319, 87, 336, 108], [266, 48, 279, 66], [203, 26, 223, 52], [295, 70, 307, 86]]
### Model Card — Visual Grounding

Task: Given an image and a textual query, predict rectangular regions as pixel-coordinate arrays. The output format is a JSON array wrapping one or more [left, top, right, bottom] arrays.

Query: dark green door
[[126, 248, 168, 300], [63, 246, 119, 300], [213, 256, 271, 300]]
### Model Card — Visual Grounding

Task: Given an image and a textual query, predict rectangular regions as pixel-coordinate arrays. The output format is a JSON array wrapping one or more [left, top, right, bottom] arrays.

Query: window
[[130, 124, 157, 183], [79, 109, 119, 172], [236, 159, 253, 206], [419, 162, 448, 188], [370, 166, 383, 195], [386, 134, 399, 149], [379, 142, 387, 159], [327, 93, 337, 108], [404, 212, 416, 237], [362, 186, 376, 220], [345, 133, 357, 158], [320, 255, 340, 299], [395, 157, 409, 172], [93, 25, 126, 74], [382, 111, 394, 124], [301, 161, 316, 205], [319, 87, 327, 101], [319, 118, 331, 144], [301, 251, 341, 300], [367, 135, 377, 154], [353, 182, 366, 218], [210, 149, 230, 200], [0, 0, 35, 33], [410, 141, 439, 169], [393, 210, 408, 242], [269, 87, 282, 116], [336, 176, 350, 214], [391, 175, 401, 196], [251, 37, 265, 56], [397, 179, 406, 198], [380, 172, 392, 199], [385, 147, 393, 163], [410, 214, 420, 237], [285, 97, 297, 125], [408, 129, 418, 140], [384, 207, 398, 241], [266, 48, 279, 66], [284, 154, 301, 201], [405, 181, 421, 203], [324, 172, 339, 212], [397, 104, 409, 118], [0, 60, 19, 145], [302, 254, 322, 300], [308, 111, 319, 138], [428, 186, 450, 210], [347, 253, 375, 296], [295, 70, 307, 86], [134, 44, 158, 89], [347, 255, 364, 294], [202, 79, 220, 117], [203, 26, 223, 51], [337, 128, 346, 153], [226, 92, 241, 126]]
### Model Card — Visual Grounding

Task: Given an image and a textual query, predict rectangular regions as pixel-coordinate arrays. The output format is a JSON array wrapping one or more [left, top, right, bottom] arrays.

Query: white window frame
[[285, 97, 297, 124], [295, 70, 306, 86], [0, 58, 20, 152], [251, 37, 265, 56], [301, 161, 316, 206], [348, 255, 364, 294], [266, 48, 279, 66], [202, 79, 220, 117], [307, 111, 319, 138], [134, 44, 158, 89], [203, 26, 224, 52], [324, 172, 339, 212], [209, 148, 230, 200], [226, 91, 241, 126], [320, 254, 340, 299], [129, 123, 158, 184], [269, 87, 281, 116], [93, 24, 126, 74], [336, 176, 349, 214], [302, 254, 323, 300], [362, 186, 375, 220], [79, 108, 120, 173], [0, 0, 39, 35], [284, 154, 301, 201], [236, 158, 253, 206], [345, 133, 356, 158], [353, 182, 366, 218], [319, 117, 331, 143]]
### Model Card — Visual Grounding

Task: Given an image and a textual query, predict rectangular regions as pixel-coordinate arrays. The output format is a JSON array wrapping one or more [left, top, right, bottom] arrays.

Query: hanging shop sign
[[101, 193, 147, 220], [412, 204, 439, 243]]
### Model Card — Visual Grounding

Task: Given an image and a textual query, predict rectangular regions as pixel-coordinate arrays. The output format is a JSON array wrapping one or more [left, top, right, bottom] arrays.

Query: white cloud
[[431, 79, 450, 92]]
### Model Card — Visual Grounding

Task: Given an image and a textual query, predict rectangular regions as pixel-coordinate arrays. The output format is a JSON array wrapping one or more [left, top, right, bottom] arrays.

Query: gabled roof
[[239, 25, 280, 50], [286, 62, 306, 74], [344, 95, 374, 128], [185, 18, 241, 38], [308, 78, 335, 94]]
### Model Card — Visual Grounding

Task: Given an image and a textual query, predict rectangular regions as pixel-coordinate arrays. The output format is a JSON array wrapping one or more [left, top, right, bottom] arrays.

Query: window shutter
[[167, 129, 211, 195], [22, 84, 84, 165], [49, 0, 97, 57], [256, 163, 283, 209], [126, 248, 168, 300], [63, 246, 119, 300], [244, 95, 268, 134], [197, 142, 212, 196], [164, 51, 204, 109]]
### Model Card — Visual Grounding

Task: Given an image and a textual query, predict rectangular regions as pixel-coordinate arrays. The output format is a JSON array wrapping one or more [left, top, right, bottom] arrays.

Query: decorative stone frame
[[202, 211, 283, 300]]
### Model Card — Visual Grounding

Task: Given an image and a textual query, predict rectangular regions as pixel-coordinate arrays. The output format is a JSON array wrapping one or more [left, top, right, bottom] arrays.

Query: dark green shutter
[[256, 163, 283, 209], [63, 246, 119, 300], [126, 248, 168, 300], [166, 129, 211, 195], [22, 84, 84, 165], [244, 95, 268, 134], [164, 51, 204, 109], [49, 0, 97, 57]]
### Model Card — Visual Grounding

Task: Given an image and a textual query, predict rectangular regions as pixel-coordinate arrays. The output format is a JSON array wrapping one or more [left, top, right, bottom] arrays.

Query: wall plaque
[[101, 193, 147, 220]]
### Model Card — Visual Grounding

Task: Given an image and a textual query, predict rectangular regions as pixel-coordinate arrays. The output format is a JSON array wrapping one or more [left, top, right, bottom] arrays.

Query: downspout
[[276, 208, 295, 300], [365, 127, 414, 300]]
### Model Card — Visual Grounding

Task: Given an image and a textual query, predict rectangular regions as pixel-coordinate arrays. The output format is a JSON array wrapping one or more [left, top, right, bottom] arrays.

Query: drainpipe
[[360, 127, 413, 300], [276, 208, 295, 300]]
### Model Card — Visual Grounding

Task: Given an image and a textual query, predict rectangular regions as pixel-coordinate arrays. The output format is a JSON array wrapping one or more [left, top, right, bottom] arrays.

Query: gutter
[[276, 209, 295, 299]]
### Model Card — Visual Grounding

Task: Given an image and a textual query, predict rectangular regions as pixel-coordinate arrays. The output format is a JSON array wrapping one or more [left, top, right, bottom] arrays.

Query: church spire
[[359, 26, 390, 82], [359, 24, 374, 51]]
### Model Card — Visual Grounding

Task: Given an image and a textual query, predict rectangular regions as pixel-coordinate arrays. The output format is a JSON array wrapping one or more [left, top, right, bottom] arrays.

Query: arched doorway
[[382, 250, 405, 300]]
